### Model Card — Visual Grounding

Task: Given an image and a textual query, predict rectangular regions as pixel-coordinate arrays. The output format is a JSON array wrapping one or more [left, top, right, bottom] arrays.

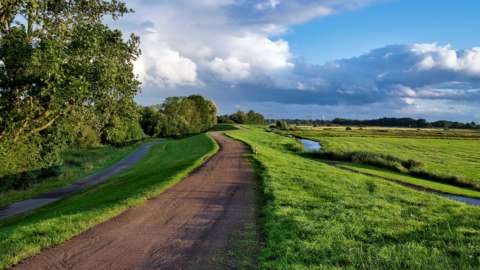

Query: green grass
[[0, 134, 218, 269], [227, 127, 480, 269], [287, 126, 480, 139], [337, 162, 480, 199], [288, 128, 480, 185], [209, 123, 239, 131], [0, 143, 140, 208]]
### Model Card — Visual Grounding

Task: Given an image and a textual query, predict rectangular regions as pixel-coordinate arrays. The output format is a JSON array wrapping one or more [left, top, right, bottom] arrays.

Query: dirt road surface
[[11, 133, 258, 270]]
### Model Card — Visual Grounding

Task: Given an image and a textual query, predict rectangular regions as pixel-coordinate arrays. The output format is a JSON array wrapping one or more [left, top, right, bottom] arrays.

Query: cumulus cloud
[[412, 43, 480, 75], [115, 1, 480, 121]]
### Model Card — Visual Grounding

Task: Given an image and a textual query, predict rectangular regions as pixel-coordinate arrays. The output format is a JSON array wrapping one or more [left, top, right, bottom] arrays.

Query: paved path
[[11, 133, 257, 270], [0, 142, 157, 221]]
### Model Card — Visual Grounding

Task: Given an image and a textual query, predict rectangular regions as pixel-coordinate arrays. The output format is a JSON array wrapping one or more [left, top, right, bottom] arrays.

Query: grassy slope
[[0, 144, 140, 208], [0, 134, 218, 269], [227, 128, 480, 270]]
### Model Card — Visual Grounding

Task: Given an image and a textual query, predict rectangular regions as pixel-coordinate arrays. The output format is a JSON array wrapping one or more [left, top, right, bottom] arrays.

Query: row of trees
[[140, 95, 217, 137], [218, 110, 265, 124], [0, 1, 144, 181], [268, 117, 479, 129]]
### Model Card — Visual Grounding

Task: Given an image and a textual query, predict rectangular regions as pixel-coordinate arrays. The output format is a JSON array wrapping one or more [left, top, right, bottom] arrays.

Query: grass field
[[337, 163, 480, 199], [290, 126, 480, 139], [0, 134, 218, 269], [227, 127, 480, 269], [0, 144, 140, 208], [287, 128, 480, 186]]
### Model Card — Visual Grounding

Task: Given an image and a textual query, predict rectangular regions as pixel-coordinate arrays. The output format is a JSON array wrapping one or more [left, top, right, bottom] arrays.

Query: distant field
[[227, 127, 480, 269], [288, 128, 480, 184], [291, 126, 480, 139]]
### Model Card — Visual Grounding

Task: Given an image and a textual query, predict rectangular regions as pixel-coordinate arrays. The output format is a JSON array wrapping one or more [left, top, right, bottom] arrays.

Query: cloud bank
[[117, 0, 480, 122]]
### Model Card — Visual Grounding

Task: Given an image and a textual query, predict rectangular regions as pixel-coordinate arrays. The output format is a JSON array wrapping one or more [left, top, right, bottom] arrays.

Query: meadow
[[0, 134, 217, 269], [227, 127, 480, 269], [286, 127, 480, 188]]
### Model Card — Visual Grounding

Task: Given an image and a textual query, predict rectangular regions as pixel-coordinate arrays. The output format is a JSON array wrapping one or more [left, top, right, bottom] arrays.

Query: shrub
[[346, 127, 352, 131], [76, 125, 101, 148]]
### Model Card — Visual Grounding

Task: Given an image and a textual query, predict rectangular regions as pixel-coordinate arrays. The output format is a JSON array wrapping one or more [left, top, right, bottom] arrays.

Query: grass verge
[[227, 127, 480, 269], [0, 133, 218, 269]]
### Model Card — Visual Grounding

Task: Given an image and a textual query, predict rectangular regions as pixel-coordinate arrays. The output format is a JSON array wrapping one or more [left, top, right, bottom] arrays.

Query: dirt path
[[11, 133, 258, 270], [0, 142, 158, 221]]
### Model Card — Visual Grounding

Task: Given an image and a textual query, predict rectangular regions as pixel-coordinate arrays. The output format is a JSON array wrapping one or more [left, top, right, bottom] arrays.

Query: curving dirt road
[[11, 133, 258, 270]]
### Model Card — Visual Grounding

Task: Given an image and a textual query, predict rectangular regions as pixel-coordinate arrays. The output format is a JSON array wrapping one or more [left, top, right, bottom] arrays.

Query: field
[[286, 127, 480, 187], [0, 134, 217, 269], [0, 144, 140, 208], [227, 127, 480, 269]]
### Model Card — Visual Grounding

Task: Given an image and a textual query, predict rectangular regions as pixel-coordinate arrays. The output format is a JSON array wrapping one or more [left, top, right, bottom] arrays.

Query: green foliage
[[227, 127, 480, 270], [140, 95, 217, 137], [275, 120, 289, 130], [219, 110, 265, 124], [209, 124, 239, 132], [0, 0, 141, 180]]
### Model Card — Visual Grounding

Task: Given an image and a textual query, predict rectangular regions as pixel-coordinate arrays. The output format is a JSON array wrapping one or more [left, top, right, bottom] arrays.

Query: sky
[[112, 0, 480, 121]]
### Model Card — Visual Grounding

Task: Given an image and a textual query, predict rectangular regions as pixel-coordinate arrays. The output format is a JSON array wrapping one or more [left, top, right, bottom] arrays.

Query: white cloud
[[134, 32, 198, 87], [117, 1, 480, 121], [255, 0, 280, 10], [413, 43, 480, 75], [207, 57, 251, 81]]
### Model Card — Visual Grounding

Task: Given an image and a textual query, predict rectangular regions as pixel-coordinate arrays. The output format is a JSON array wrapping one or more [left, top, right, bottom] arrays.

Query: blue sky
[[116, 0, 480, 122], [285, 0, 480, 64]]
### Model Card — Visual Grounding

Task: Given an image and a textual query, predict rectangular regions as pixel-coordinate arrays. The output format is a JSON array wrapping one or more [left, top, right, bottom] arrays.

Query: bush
[[346, 127, 352, 131], [76, 125, 101, 148]]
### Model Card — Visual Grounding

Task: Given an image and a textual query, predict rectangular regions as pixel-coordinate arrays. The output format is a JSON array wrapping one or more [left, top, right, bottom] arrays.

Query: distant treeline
[[140, 95, 217, 137], [267, 117, 480, 129], [218, 110, 265, 124]]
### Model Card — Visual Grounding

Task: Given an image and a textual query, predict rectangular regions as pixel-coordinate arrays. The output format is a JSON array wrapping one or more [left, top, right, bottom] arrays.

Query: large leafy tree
[[0, 0, 142, 178], [0, 0, 139, 140]]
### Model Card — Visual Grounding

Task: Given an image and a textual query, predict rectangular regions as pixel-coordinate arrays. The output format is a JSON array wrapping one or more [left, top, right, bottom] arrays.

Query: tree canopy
[[0, 0, 143, 179], [218, 110, 265, 125], [140, 95, 217, 137]]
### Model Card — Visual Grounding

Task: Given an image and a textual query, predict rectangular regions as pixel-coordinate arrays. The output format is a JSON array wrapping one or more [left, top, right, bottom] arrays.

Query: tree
[[0, 0, 141, 177], [140, 95, 217, 138]]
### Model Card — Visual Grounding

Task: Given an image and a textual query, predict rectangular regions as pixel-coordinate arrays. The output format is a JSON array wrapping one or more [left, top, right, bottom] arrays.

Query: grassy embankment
[[0, 134, 218, 269], [227, 127, 480, 269], [0, 144, 141, 208]]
